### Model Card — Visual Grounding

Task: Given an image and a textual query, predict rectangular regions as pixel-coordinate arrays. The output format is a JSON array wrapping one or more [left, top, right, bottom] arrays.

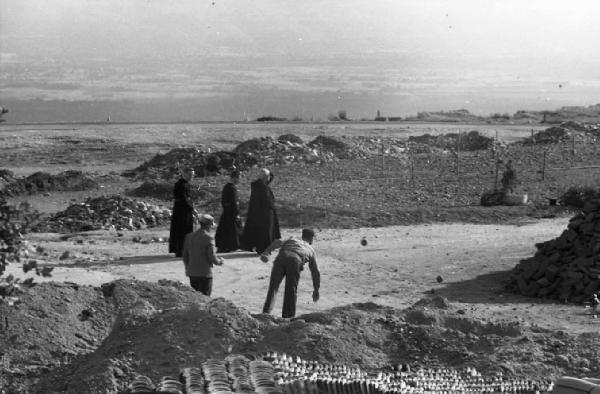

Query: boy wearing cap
[[259, 229, 320, 318], [182, 214, 224, 296]]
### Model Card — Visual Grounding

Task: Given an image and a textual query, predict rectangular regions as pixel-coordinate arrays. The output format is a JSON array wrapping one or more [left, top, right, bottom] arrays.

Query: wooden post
[[381, 142, 385, 176], [494, 153, 500, 190], [409, 148, 415, 187], [333, 160, 337, 183], [542, 150, 547, 180], [571, 134, 575, 167], [456, 132, 460, 179]]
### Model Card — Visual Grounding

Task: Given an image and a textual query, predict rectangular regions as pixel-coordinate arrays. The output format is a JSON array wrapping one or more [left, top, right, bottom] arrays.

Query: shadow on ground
[[431, 269, 553, 305]]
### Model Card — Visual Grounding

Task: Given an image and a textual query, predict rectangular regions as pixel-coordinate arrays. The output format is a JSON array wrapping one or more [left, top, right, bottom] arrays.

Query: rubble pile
[[36, 195, 171, 232], [306, 135, 371, 160], [407, 131, 493, 152], [122, 147, 240, 180], [0, 170, 98, 196], [353, 136, 407, 155], [508, 198, 600, 302], [233, 136, 326, 166], [127, 353, 554, 394]]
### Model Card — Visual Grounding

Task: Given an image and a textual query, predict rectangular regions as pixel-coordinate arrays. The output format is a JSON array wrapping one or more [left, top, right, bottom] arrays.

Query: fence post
[[571, 133, 575, 167], [494, 153, 500, 190], [456, 132, 461, 179], [381, 142, 385, 177], [409, 147, 415, 187], [333, 159, 337, 183], [542, 150, 547, 181]]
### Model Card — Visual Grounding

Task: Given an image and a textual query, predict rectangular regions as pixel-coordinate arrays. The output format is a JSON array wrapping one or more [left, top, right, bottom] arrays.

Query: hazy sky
[[1, 0, 600, 120]]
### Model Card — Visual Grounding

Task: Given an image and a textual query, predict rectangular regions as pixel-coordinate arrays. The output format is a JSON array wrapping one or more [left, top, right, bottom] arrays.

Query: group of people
[[168, 167, 320, 318]]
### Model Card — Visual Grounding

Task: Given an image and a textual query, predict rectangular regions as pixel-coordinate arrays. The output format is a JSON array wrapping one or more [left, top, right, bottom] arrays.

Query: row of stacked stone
[[36, 195, 171, 233], [508, 198, 600, 303], [265, 353, 552, 394], [126, 355, 280, 394], [125, 352, 553, 393]]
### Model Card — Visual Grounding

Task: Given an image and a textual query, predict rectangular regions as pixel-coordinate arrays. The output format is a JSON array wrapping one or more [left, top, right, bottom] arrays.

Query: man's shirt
[[262, 237, 320, 290], [182, 229, 220, 278]]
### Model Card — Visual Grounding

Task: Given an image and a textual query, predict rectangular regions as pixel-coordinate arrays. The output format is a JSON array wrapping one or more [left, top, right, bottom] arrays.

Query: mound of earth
[[507, 198, 600, 302], [518, 122, 600, 145], [0, 280, 208, 392], [406, 109, 483, 123], [277, 134, 304, 144], [122, 147, 240, 180], [408, 131, 493, 152], [127, 180, 174, 201], [35, 195, 171, 233], [233, 136, 321, 166], [307, 136, 371, 160], [2, 281, 598, 392], [0, 168, 16, 190], [0, 170, 98, 197]]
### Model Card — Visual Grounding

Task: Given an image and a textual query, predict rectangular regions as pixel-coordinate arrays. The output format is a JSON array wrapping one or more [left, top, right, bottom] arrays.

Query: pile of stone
[[0, 170, 98, 196], [508, 198, 600, 303], [36, 195, 171, 233], [126, 352, 554, 394]]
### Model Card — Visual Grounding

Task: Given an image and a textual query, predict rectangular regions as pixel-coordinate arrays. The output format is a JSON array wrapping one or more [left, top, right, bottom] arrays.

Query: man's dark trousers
[[262, 251, 302, 318], [189, 276, 212, 296]]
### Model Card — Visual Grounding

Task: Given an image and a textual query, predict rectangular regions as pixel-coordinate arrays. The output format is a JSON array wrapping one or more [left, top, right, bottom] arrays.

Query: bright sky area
[[1, 0, 599, 120]]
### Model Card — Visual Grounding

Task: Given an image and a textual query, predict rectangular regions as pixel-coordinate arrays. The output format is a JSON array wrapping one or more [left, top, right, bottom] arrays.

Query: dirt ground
[[5, 216, 598, 335], [1, 122, 599, 392]]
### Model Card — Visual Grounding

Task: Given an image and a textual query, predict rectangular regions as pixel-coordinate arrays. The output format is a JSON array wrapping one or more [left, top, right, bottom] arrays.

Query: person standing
[[215, 170, 243, 253], [169, 168, 197, 257], [501, 159, 517, 193], [259, 229, 320, 318], [182, 214, 223, 296], [241, 168, 281, 254]]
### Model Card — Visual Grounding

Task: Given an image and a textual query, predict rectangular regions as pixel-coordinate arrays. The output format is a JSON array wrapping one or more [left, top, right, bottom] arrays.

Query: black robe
[[215, 182, 242, 252], [168, 177, 194, 257], [241, 179, 281, 254]]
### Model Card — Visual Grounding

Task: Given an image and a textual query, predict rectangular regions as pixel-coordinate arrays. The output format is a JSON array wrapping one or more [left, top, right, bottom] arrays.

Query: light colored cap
[[260, 168, 270, 176], [198, 214, 215, 225]]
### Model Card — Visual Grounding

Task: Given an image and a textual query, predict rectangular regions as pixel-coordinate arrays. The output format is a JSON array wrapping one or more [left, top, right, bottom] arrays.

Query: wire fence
[[197, 132, 600, 225]]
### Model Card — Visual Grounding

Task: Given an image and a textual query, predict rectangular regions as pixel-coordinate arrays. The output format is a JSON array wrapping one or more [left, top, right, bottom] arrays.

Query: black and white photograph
[[1, 0, 600, 392]]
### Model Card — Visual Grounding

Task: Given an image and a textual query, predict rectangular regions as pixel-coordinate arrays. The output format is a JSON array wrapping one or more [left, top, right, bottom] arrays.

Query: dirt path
[[9, 217, 598, 334]]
